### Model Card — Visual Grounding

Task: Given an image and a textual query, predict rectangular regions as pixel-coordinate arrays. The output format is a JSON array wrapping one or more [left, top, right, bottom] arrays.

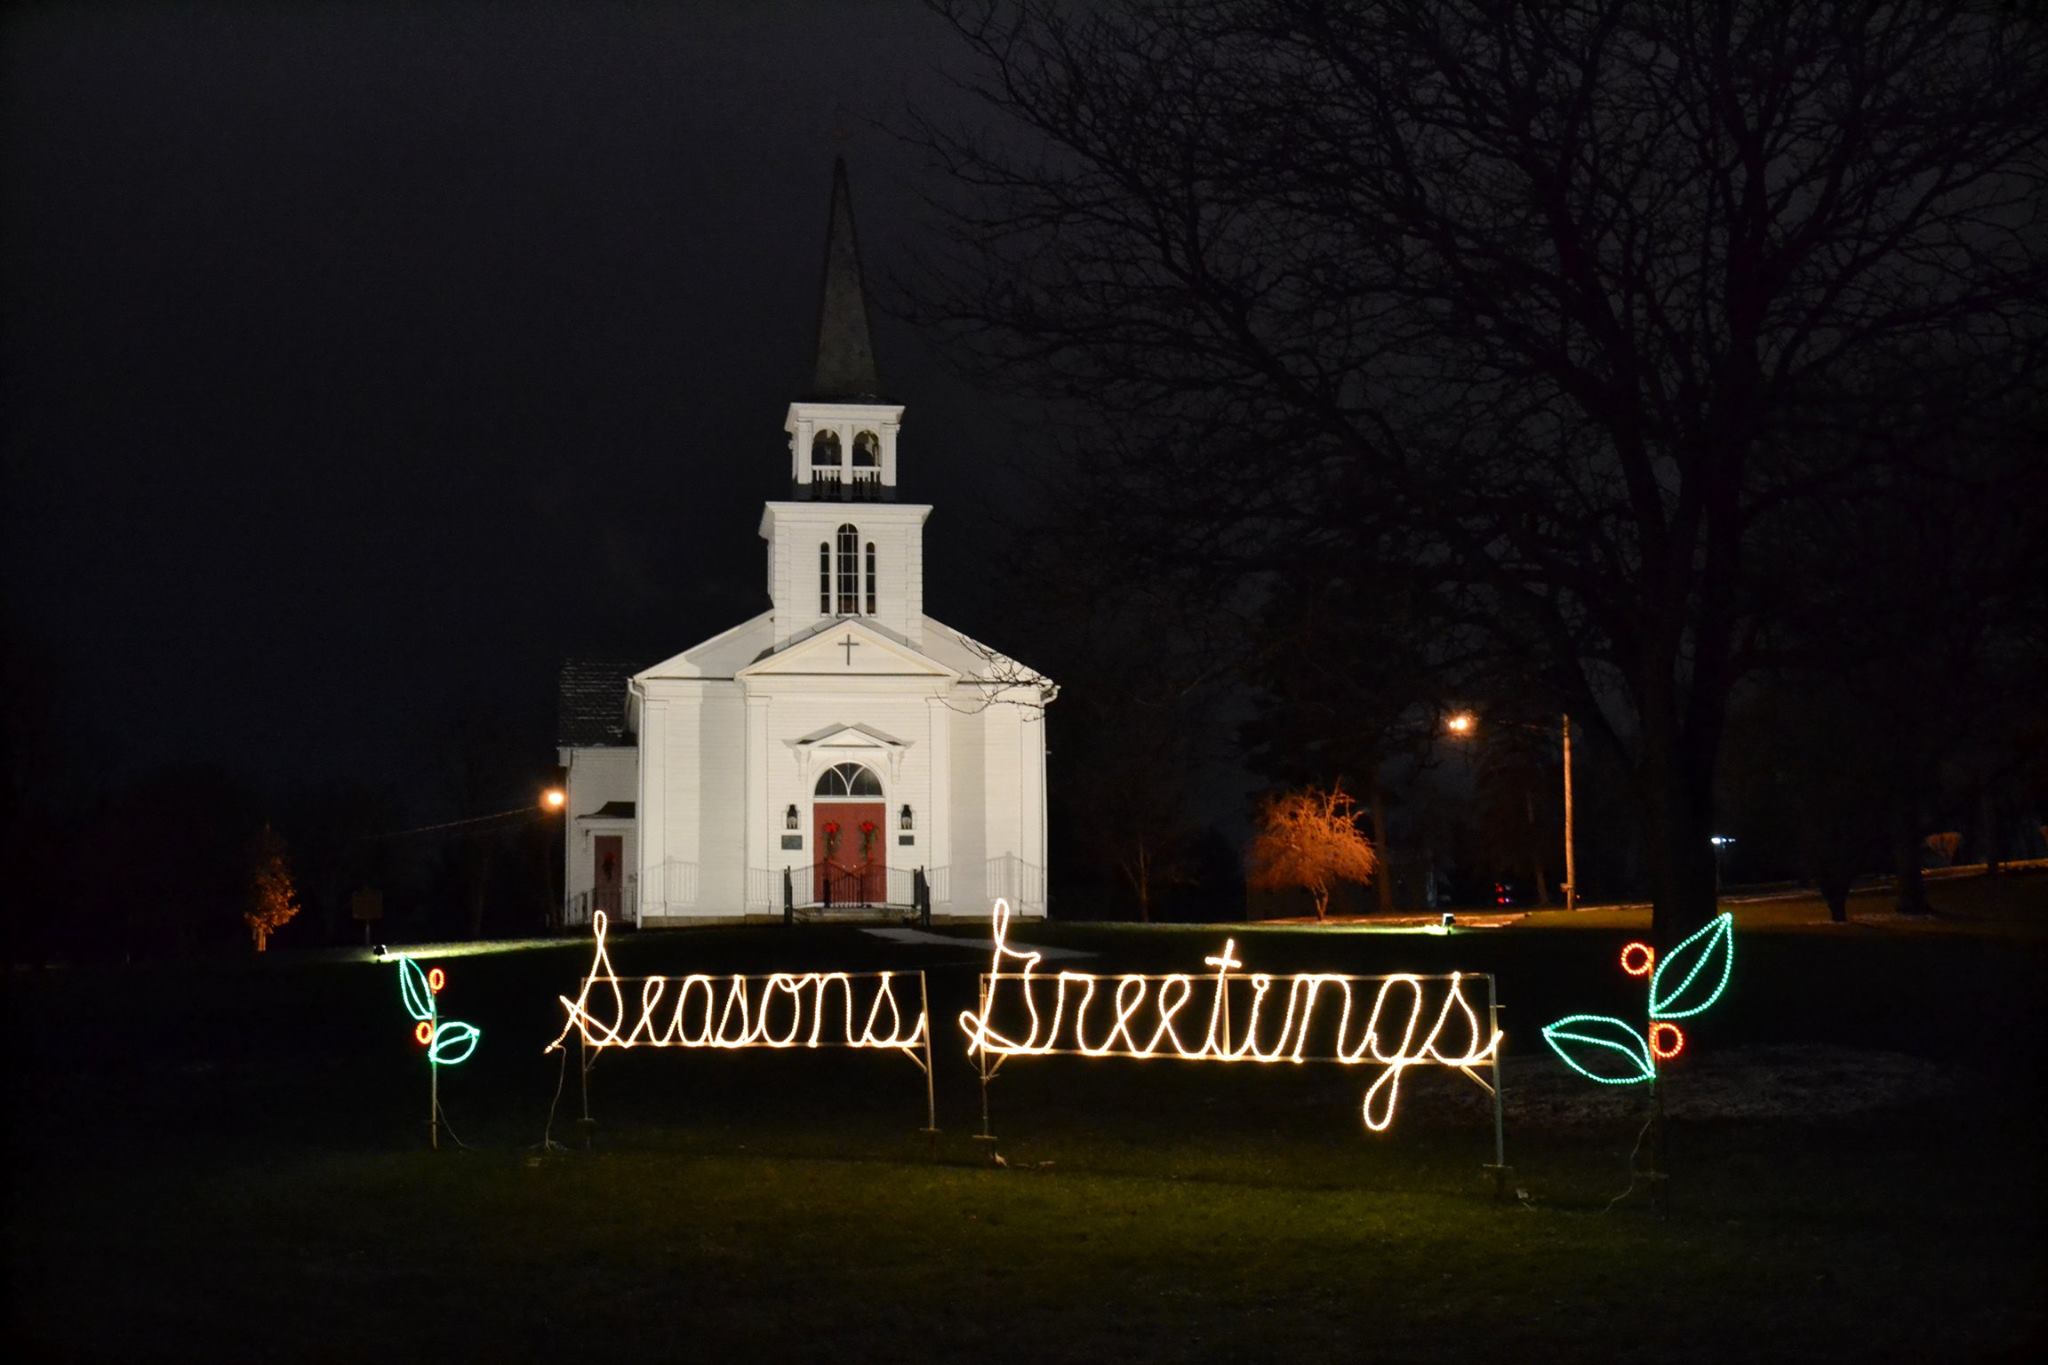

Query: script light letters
[[958, 900, 1501, 1130], [547, 911, 927, 1056]]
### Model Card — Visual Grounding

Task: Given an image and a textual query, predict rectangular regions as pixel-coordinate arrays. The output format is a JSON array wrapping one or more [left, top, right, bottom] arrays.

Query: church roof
[[807, 157, 884, 402], [556, 657, 638, 746]]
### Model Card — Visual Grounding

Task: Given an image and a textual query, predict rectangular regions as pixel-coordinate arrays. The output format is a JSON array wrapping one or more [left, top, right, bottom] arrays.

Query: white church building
[[556, 162, 1054, 926]]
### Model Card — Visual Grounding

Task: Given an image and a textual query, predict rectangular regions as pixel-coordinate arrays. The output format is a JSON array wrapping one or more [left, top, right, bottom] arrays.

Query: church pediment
[[634, 610, 777, 681], [790, 720, 909, 749], [785, 721, 911, 784], [737, 617, 959, 681]]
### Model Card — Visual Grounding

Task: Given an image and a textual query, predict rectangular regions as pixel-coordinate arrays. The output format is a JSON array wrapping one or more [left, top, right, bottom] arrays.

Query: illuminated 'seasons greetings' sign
[[542, 902, 1503, 1138], [547, 911, 928, 1055], [960, 899, 1502, 1131]]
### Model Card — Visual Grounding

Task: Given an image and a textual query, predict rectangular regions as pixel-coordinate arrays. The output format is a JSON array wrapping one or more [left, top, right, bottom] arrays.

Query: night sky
[[3, 2, 1022, 811]]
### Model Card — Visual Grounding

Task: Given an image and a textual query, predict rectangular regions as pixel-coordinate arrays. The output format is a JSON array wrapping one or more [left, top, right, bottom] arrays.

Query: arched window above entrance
[[814, 762, 883, 797]]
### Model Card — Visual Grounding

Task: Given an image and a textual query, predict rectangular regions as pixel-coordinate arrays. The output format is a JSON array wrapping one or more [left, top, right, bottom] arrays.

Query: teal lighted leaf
[[398, 956, 435, 1023], [1649, 913, 1735, 1020], [1542, 1014, 1654, 1085], [428, 1020, 480, 1066]]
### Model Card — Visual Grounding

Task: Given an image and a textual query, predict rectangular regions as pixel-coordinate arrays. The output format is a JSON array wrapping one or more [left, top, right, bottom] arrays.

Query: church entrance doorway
[[813, 761, 886, 906], [815, 803, 886, 904], [593, 835, 623, 918]]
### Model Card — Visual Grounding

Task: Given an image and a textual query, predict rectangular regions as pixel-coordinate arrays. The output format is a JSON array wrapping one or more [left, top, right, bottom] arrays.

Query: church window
[[865, 542, 877, 614], [811, 430, 842, 467], [815, 762, 883, 797], [852, 431, 880, 467], [818, 543, 830, 613], [836, 524, 860, 614]]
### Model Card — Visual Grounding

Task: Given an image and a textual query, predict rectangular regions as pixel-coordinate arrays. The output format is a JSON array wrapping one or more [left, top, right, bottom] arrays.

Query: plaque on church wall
[[898, 835, 914, 846], [781, 835, 803, 850]]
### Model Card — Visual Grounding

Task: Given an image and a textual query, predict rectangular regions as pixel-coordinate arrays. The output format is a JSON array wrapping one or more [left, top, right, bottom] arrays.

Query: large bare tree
[[909, 0, 2048, 940]]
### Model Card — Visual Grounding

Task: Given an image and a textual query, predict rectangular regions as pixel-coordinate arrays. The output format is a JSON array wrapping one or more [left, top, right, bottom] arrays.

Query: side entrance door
[[593, 834, 622, 917]]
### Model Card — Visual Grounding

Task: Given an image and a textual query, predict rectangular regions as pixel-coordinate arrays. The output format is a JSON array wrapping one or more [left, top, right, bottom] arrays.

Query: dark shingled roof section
[[557, 658, 638, 747], [809, 156, 884, 401]]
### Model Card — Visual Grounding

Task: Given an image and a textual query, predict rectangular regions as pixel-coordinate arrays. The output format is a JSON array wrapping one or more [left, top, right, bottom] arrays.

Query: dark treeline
[[8, 2, 2047, 952], [909, 0, 2048, 938], [0, 652, 564, 963], [0, 766, 561, 965]]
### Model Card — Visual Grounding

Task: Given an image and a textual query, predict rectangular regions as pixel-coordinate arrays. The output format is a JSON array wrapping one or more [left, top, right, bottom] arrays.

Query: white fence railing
[[983, 853, 1045, 913], [638, 858, 698, 911], [748, 862, 951, 909], [565, 854, 1045, 923], [563, 880, 637, 929]]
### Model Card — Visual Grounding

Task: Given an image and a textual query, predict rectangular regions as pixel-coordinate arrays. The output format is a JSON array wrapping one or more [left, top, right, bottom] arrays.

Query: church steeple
[[770, 161, 926, 647], [809, 156, 882, 401], [785, 159, 904, 503]]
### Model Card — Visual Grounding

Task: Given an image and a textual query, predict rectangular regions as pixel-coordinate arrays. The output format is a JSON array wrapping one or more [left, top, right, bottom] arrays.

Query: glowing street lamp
[[1445, 710, 1579, 912], [1710, 834, 1735, 894], [540, 786, 569, 930]]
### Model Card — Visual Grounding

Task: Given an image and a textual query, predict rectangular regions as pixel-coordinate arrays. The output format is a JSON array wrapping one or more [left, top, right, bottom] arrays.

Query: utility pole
[[1562, 714, 1577, 912], [1445, 708, 1580, 910]]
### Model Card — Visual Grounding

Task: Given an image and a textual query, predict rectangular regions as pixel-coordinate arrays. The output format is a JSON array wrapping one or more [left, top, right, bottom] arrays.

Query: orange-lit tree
[[1247, 785, 1379, 922], [913, 0, 2048, 948], [245, 824, 301, 953]]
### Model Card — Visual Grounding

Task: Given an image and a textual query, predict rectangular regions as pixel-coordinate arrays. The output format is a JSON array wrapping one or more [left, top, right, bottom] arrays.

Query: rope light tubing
[[959, 900, 1507, 1145], [546, 911, 938, 1134], [1539, 913, 1735, 1085], [393, 954, 481, 1150]]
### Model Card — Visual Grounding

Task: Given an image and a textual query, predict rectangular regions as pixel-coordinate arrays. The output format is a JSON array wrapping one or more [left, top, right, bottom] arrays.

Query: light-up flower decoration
[[398, 955, 481, 1066], [1541, 913, 1734, 1085]]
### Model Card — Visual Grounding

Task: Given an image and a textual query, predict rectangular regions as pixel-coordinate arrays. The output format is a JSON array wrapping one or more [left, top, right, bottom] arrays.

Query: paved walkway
[[861, 926, 1098, 960]]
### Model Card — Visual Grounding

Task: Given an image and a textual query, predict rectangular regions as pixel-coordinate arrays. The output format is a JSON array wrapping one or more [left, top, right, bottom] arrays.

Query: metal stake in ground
[[917, 973, 940, 1158], [577, 1028, 595, 1150], [1483, 975, 1511, 1200], [972, 972, 1000, 1162]]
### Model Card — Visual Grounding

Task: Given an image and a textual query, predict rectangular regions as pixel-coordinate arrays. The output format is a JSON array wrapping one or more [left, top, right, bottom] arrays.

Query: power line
[[371, 806, 541, 839]]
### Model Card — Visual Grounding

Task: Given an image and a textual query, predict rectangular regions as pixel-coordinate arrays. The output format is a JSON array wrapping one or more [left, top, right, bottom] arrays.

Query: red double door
[[814, 802, 886, 905]]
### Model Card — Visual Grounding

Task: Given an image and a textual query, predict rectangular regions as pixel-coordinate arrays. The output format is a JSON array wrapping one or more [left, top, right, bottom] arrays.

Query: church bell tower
[[783, 156, 904, 497], [762, 159, 929, 648]]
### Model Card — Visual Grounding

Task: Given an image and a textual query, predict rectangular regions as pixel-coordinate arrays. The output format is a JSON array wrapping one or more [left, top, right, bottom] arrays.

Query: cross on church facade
[[839, 633, 860, 666]]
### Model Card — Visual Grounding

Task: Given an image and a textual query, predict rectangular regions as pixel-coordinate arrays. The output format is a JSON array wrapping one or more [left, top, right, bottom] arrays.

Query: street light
[[539, 786, 568, 932], [1445, 710, 1579, 912], [1710, 834, 1735, 895]]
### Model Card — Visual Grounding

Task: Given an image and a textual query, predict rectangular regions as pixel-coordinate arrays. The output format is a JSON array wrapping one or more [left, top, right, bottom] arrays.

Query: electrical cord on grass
[[1512, 1113, 1658, 1216]]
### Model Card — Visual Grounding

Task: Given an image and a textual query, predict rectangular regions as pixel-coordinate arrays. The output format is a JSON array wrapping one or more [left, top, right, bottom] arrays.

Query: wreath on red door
[[822, 820, 841, 859], [859, 820, 878, 860]]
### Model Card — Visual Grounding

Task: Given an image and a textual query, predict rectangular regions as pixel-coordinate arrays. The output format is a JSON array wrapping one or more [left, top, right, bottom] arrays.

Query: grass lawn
[[8, 872, 2046, 1361]]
